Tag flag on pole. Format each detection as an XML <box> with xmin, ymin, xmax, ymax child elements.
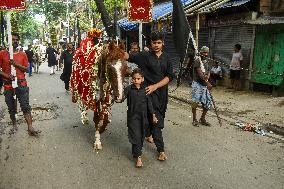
<box><xmin>171</xmin><ymin>0</ymin><xmax>196</xmax><ymax>62</ymax></box>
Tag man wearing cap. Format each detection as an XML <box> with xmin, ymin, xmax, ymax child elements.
<box><xmin>191</xmin><ymin>46</ymin><xmax>213</xmax><ymax>127</ymax></box>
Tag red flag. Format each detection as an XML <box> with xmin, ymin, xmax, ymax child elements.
<box><xmin>0</xmin><ymin>0</ymin><xmax>26</xmax><ymax>10</ymax></box>
<box><xmin>128</xmin><ymin>0</ymin><xmax>153</xmax><ymax>22</ymax></box>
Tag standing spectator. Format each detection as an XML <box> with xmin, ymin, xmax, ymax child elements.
<box><xmin>25</xmin><ymin>44</ymin><xmax>34</xmax><ymax>77</ymax></box>
<box><xmin>191</xmin><ymin>46</ymin><xmax>213</xmax><ymax>127</ymax></box>
<box><xmin>229</xmin><ymin>44</ymin><xmax>243</xmax><ymax>90</ymax></box>
<box><xmin>56</xmin><ymin>47</ymin><xmax>61</xmax><ymax>71</ymax></box>
<box><xmin>60</xmin><ymin>43</ymin><xmax>74</xmax><ymax>92</ymax></box>
<box><xmin>129</xmin><ymin>42</ymin><xmax>140</xmax><ymax>54</ymax></box>
<box><xmin>210</xmin><ymin>62</ymin><xmax>222</xmax><ymax>87</ymax></box>
<box><xmin>46</xmin><ymin>43</ymin><xmax>58</xmax><ymax>75</ymax></box>
<box><xmin>0</xmin><ymin>32</ymin><xmax>40</xmax><ymax>136</ymax></box>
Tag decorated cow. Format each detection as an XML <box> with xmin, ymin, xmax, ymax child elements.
<box><xmin>70</xmin><ymin>29</ymin><xmax>129</xmax><ymax>149</ymax></box>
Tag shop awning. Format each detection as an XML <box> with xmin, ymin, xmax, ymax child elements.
<box><xmin>118</xmin><ymin>0</ymin><xmax>193</xmax><ymax>31</ymax></box>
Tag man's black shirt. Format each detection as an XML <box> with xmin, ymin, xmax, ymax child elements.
<box><xmin>25</xmin><ymin>49</ymin><xmax>34</xmax><ymax>62</ymax></box>
<box><xmin>128</xmin><ymin>51</ymin><xmax>175</xmax><ymax>128</ymax></box>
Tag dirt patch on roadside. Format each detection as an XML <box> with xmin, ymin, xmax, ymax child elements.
<box><xmin>278</xmin><ymin>100</ymin><xmax>284</xmax><ymax>107</ymax></box>
<box><xmin>0</xmin><ymin>103</ymin><xmax>60</xmax><ymax>127</ymax></box>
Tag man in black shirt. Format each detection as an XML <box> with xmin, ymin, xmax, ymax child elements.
<box><xmin>60</xmin><ymin>42</ymin><xmax>74</xmax><ymax>92</ymax></box>
<box><xmin>25</xmin><ymin>44</ymin><xmax>34</xmax><ymax>76</ymax></box>
<box><xmin>46</xmin><ymin>43</ymin><xmax>58</xmax><ymax>75</ymax></box>
<box><xmin>125</xmin><ymin>32</ymin><xmax>175</xmax><ymax>161</ymax></box>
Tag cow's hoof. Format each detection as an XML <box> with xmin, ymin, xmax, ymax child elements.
<box><xmin>94</xmin><ymin>142</ymin><xmax>102</xmax><ymax>150</ymax></box>
<box><xmin>81</xmin><ymin>119</ymin><xmax>89</xmax><ymax>125</ymax></box>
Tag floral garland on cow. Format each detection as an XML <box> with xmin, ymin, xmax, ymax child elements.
<box><xmin>70</xmin><ymin>28</ymin><xmax>105</xmax><ymax>124</ymax></box>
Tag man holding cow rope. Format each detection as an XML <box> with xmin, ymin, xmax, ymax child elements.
<box><xmin>125</xmin><ymin>31</ymin><xmax>175</xmax><ymax>161</ymax></box>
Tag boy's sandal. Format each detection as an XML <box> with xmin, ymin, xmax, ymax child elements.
<box><xmin>199</xmin><ymin>119</ymin><xmax>211</xmax><ymax>126</ymax></box>
<box><xmin>158</xmin><ymin>152</ymin><xmax>167</xmax><ymax>161</ymax></box>
<box><xmin>192</xmin><ymin>120</ymin><xmax>199</xmax><ymax>127</ymax></box>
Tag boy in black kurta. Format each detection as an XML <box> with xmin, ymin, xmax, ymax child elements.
<box><xmin>125</xmin><ymin>32</ymin><xmax>174</xmax><ymax>161</ymax></box>
<box><xmin>124</xmin><ymin>69</ymin><xmax>158</xmax><ymax>168</ymax></box>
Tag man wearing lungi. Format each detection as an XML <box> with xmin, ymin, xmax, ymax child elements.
<box><xmin>191</xmin><ymin>46</ymin><xmax>213</xmax><ymax>127</ymax></box>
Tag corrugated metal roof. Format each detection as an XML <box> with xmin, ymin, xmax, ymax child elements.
<box><xmin>118</xmin><ymin>0</ymin><xmax>193</xmax><ymax>31</ymax></box>
<box><xmin>186</xmin><ymin>0</ymin><xmax>252</xmax><ymax>15</ymax></box>
<box><xmin>219</xmin><ymin>0</ymin><xmax>252</xmax><ymax>9</ymax></box>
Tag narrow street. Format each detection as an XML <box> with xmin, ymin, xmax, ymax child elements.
<box><xmin>0</xmin><ymin>65</ymin><xmax>283</xmax><ymax>189</ymax></box>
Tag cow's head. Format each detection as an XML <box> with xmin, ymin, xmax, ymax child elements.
<box><xmin>105</xmin><ymin>41</ymin><xmax>128</xmax><ymax>103</ymax></box>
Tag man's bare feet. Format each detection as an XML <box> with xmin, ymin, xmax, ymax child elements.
<box><xmin>146</xmin><ymin>135</ymin><xmax>154</xmax><ymax>143</ymax></box>
<box><xmin>28</xmin><ymin>127</ymin><xmax>41</xmax><ymax>137</ymax></box>
<box><xmin>9</xmin><ymin>126</ymin><xmax>18</xmax><ymax>135</ymax></box>
<box><xmin>136</xmin><ymin>156</ymin><xmax>143</xmax><ymax>168</ymax></box>
<box><xmin>158</xmin><ymin>152</ymin><xmax>167</xmax><ymax>161</ymax></box>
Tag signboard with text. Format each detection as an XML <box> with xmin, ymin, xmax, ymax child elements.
<box><xmin>0</xmin><ymin>0</ymin><xmax>26</xmax><ymax>10</ymax></box>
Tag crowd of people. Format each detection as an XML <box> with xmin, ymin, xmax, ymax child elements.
<box><xmin>0</xmin><ymin>31</ymin><xmax>244</xmax><ymax>168</ymax></box>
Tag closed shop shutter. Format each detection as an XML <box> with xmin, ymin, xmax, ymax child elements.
<box><xmin>212</xmin><ymin>25</ymin><xmax>254</xmax><ymax>78</ymax></box>
<box><xmin>192</xmin><ymin>27</ymin><xmax>210</xmax><ymax>49</ymax></box>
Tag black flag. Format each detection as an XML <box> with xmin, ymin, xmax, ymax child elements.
<box><xmin>172</xmin><ymin>0</ymin><xmax>197</xmax><ymax>61</ymax></box>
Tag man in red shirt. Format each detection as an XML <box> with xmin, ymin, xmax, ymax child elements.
<box><xmin>0</xmin><ymin>33</ymin><xmax>40</xmax><ymax>136</ymax></box>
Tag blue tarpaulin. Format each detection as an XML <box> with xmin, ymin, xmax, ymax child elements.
<box><xmin>118</xmin><ymin>0</ymin><xmax>193</xmax><ymax>31</ymax></box>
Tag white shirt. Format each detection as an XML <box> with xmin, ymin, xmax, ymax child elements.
<box><xmin>230</xmin><ymin>52</ymin><xmax>243</xmax><ymax>70</ymax></box>
<box><xmin>211</xmin><ymin>66</ymin><xmax>221</xmax><ymax>74</ymax></box>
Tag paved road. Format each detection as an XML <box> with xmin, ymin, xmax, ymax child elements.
<box><xmin>0</xmin><ymin>65</ymin><xmax>283</xmax><ymax>189</ymax></box>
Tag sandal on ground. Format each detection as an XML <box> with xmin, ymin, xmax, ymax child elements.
<box><xmin>199</xmin><ymin>119</ymin><xmax>211</xmax><ymax>126</ymax></box>
<box><xmin>192</xmin><ymin>120</ymin><xmax>199</xmax><ymax>127</ymax></box>
<box><xmin>136</xmin><ymin>156</ymin><xmax>143</xmax><ymax>168</ymax></box>
<box><xmin>158</xmin><ymin>152</ymin><xmax>167</xmax><ymax>161</ymax></box>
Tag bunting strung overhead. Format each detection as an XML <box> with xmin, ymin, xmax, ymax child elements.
<box><xmin>0</xmin><ymin>0</ymin><xmax>26</xmax><ymax>10</ymax></box>
<box><xmin>128</xmin><ymin>0</ymin><xmax>153</xmax><ymax>22</ymax></box>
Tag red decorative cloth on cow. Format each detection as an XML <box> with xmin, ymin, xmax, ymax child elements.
<box><xmin>0</xmin><ymin>0</ymin><xmax>25</xmax><ymax>10</ymax></box>
<box><xmin>128</xmin><ymin>0</ymin><xmax>153</xmax><ymax>22</ymax></box>
<box><xmin>70</xmin><ymin>29</ymin><xmax>103</xmax><ymax>111</ymax></box>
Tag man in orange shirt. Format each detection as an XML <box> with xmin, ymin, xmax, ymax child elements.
<box><xmin>0</xmin><ymin>33</ymin><xmax>40</xmax><ymax>136</ymax></box>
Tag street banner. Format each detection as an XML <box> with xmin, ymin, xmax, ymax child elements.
<box><xmin>128</xmin><ymin>0</ymin><xmax>153</xmax><ymax>22</ymax></box>
<box><xmin>0</xmin><ymin>0</ymin><xmax>26</xmax><ymax>88</ymax></box>
<box><xmin>0</xmin><ymin>0</ymin><xmax>26</xmax><ymax>10</ymax></box>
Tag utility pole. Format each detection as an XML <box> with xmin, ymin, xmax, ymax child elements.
<box><xmin>139</xmin><ymin>23</ymin><xmax>143</xmax><ymax>51</ymax></box>
<box><xmin>66</xmin><ymin>0</ymin><xmax>70</xmax><ymax>42</ymax></box>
